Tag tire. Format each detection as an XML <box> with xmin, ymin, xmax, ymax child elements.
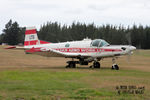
<box><xmin>112</xmin><ymin>66</ymin><xmax>115</xmax><ymax>70</ymax></box>
<box><xmin>66</xmin><ymin>65</ymin><xmax>69</xmax><ymax>68</ymax></box>
<box><xmin>94</xmin><ymin>62</ymin><xmax>100</xmax><ymax>68</ymax></box>
<box><xmin>69</xmin><ymin>62</ymin><xmax>76</xmax><ymax>68</ymax></box>
<box><xmin>114</xmin><ymin>65</ymin><xmax>119</xmax><ymax>70</ymax></box>
<box><xmin>112</xmin><ymin>64</ymin><xmax>119</xmax><ymax>70</ymax></box>
<box><xmin>72</xmin><ymin>63</ymin><xmax>76</xmax><ymax>68</ymax></box>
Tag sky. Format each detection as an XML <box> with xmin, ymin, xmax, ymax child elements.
<box><xmin>0</xmin><ymin>0</ymin><xmax>150</xmax><ymax>33</ymax></box>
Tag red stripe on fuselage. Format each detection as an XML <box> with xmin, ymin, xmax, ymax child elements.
<box><xmin>54</xmin><ymin>48</ymin><xmax>122</xmax><ymax>53</ymax></box>
<box><xmin>24</xmin><ymin>40</ymin><xmax>38</xmax><ymax>46</ymax></box>
<box><xmin>25</xmin><ymin>47</ymin><xmax>122</xmax><ymax>53</ymax></box>
<box><xmin>25</xmin><ymin>29</ymin><xmax>36</xmax><ymax>35</ymax></box>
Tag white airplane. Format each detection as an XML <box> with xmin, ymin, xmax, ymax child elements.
<box><xmin>7</xmin><ymin>27</ymin><xmax>136</xmax><ymax>70</ymax></box>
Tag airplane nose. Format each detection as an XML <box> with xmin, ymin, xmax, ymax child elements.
<box><xmin>129</xmin><ymin>46</ymin><xmax>136</xmax><ymax>51</ymax></box>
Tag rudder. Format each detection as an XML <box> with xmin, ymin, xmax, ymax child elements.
<box><xmin>24</xmin><ymin>27</ymin><xmax>39</xmax><ymax>47</ymax></box>
<box><xmin>24</xmin><ymin>27</ymin><xmax>50</xmax><ymax>47</ymax></box>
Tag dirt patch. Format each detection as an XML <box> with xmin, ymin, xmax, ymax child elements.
<box><xmin>0</xmin><ymin>46</ymin><xmax>150</xmax><ymax>72</ymax></box>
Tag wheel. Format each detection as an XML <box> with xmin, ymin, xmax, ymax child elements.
<box><xmin>68</xmin><ymin>62</ymin><xmax>76</xmax><ymax>68</ymax></box>
<box><xmin>93</xmin><ymin>62</ymin><xmax>100</xmax><ymax>68</ymax></box>
<box><xmin>111</xmin><ymin>65</ymin><xmax>114</xmax><ymax>69</ymax></box>
<box><xmin>89</xmin><ymin>65</ymin><xmax>93</xmax><ymax>68</ymax></box>
<box><xmin>112</xmin><ymin>64</ymin><xmax>119</xmax><ymax>70</ymax></box>
<box><xmin>66</xmin><ymin>61</ymin><xmax>76</xmax><ymax>68</ymax></box>
<box><xmin>66</xmin><ymin>65</ymin><xmax>69</xmax><ymax>68</ymax></box>
<box><xmin>114</xmin><ymin>65</ymin><xmax>119</xmax><ymax>70</ymax></box>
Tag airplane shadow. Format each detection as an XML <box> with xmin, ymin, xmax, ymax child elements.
<box><xmin>32</xmin><ymin>66</ymin><xmax>112</xmax><ymax>70</ymax></box>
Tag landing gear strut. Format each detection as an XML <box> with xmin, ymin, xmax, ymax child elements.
<box><xmin>111</xmin><ymin>58</ymin><xmax>119</xmax><ymax>70</ymax></box>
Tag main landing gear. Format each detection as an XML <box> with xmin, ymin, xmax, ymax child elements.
<box><xmin>66</xmin><ymin>58</ymin><xmax>101</xmax><ymax>69</ymax></box>
<box><xmin>93</xmin><ymin>61</ymin><xmax>100</xmax><ymax>68</ymax></box>
<box><xmin>66</xmin><ymin>58</ymin><xmax>119</xmax><ymax>70</ymax></box>
<box><xmin>66</xmin><ymin>61</ymin><xmax>76</xmax><ymax>68</ymax></box>
<box><xmin>66</xmin><ymin>61</ymin><xmax>101</xmax><ymax>69</ymax></box>
<box><xmin>111</xmin><ymin>58</ymin><xmax>119</xmax><ymax>70</ymax></box>
<box><xmin>90</xmin><ymin>61</ymin><xmax>100</xmax><ymax>68</ymax></box>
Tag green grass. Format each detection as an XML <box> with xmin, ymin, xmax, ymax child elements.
<box><xmin>0</xmin><ymin>46</ymin><xmax>150</xmax><ymax>100</ymax></box>
<box><xmin>135</xmin><ymin>50</ymin><xmax>150</xmax><ymax>57</ymax></box>
<box><xmin>0</xmin><ymin>70</ymin><xmax>85</xmax><ymax>99</ymax></box>
<box><xmin>0</xmin><ymin>69</ymin><xmax>150</xmax><ymax>100</ymax></box>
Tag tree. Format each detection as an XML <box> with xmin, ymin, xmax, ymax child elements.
<box><xmin>1</xmin><ymin>20</ymin><xmax>23</xmax><ymax>45</ymax></box>
<box><xmin>2</xmin><ymin>20</ymin><xmax>150</xmax><ymax>49</ymax></box>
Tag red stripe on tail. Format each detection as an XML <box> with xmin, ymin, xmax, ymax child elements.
<box><xmin>24</xmin><ymin>40</ymin><xmax>38</xmax><ymax>46</ymax></box>
<box><xmin>25</xmin><ymin>29</ymin><xmax>36</xmax><ymax>35</ymax></box>
<box><xmin>24</xmin><ymin>40</ymin><xmax>50</xmax><ymax>46</ymax></box>
<box><xmin>24</xmin><ymin>27</ymin><xmax>51</xmax><ymax>46</ymax></box>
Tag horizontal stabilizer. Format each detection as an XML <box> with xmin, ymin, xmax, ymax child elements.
<box><xmin>5</xmin><ymin>46</ymin><xmax>16</xmax><ymax>49</ymax></box>
<box><xmin>5</xmin><ymin>46</ymin><xmax>24</xmax><ymax>50</ymax></box>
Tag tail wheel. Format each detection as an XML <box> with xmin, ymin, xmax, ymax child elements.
<box><xmin>93</xmin><ymin>62</ymin><xmax>100</xmax><ymax>68</ymax></box>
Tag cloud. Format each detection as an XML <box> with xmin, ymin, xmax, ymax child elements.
<box><xmin>0</xmin><ymin>0</ymin><xmax>150</xmax><ymax>33</ymax></box>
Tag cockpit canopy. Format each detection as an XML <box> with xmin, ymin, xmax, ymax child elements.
<box><xmin>91</xmin><ymin>39</ymin><xmax>110</xmax><ymax>47</ymax></box>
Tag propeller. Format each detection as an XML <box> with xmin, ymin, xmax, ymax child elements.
<box><xmin>126</xmin><ymin>32</ymin><xmax>139</xmax><ymax>51</ymax></box>
<box><xmin>125</xmin><ymin>32</ymin><xmax>135</xmax><ymax>63</ymax></box>
<box><xmin>127</xmin><ymin>49</ymin><xmax>133</xmax><ymax>62</ymax></box>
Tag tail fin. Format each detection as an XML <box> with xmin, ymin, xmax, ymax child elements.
<box><xmin>24</xmin><ymin>27</ymin><xmax>50</xmax><ymax>47</ymax></box>
<box><xmin>24</xmin><ymin>27</ymin><xmax>39</xmax><ymax>47</ymax></box>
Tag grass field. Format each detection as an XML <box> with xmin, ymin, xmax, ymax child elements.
<box><xmin>0</xmin><ymin>46</ymin><xmax>150</xmax><ymax>100</ymax></box>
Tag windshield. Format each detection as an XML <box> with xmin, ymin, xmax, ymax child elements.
<box><xmin>91</xmin><ymin>39</ymin><xmax>109</xmax><ymax>47</ymax></box>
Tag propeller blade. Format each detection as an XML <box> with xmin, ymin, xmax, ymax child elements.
<box><xmin>126</xmin><ymin>51</ymin><xmax>131</xmax><ymax>63</ymax></box>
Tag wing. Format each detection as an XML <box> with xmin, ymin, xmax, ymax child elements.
<box><xmin>5</xmin><ymin>46</ymin><xmax>25</xmax><ymax>50</ymax></box>
<box><xmin>25</xmin><ymin>47</ymin><xmax>89</xmax><ymax>58</ymax></box>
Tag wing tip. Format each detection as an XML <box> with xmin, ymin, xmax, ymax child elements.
<box><xmin>5</xmin><ymin>46</ymin><xmax>16</xmax><ymax>49</ymax></box>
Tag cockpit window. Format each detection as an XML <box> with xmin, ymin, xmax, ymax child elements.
<box><xmin>92</xmin><ymin>40</ymin><xmax>101</xmax><ymax>47</ymax></box>
<box><xmin>91</xmin><ymin>39</ymin><xmax>109</xmax><ymax>47</ymax></box>
<box><xmin>65</xmin><ymin>43</ymin><xmax>70</xmax><ymax>47</ymax></box>
<box><xmin>100</xmin><ymin>40</ymin><xmax>110</xmax><ymax>47</ymax></box>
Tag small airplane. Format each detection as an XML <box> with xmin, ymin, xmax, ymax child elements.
<box><xmin>6</xmin><ymin>27</ymin><xmax>136</xmax><ymax>70</ymax></box>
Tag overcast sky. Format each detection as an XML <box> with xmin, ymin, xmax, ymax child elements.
<box><xmin>0</xmin><ymin>0</ymin><xmax>150</xmax><ymax>33</ymax></box>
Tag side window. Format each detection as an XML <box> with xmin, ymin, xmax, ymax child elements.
<box><xmin>92</xmin><ymin>40</ymin><xmax>100</xmax><ymax>47</ymax></box>
<box><xmin>99</xmin><ymin>41</ymin><xmax>103</xmax><ymax>47</ymax></box>
<box><xmin>65</xmin><ymin>43</ymin><xmax>70</xmax><ymax>47</ymax></box>
<box><xmin>100</xmin><ymin>40</ymin><xmax>110</xmax><ymax>47</ymax></box>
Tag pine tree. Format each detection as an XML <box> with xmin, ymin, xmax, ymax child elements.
<box><xmin>1</xmin><ymin>20</ymin><xmax>23</xmax><ymax>45</ymax></box>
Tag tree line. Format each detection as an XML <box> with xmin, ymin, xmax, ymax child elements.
<box><xmin>0</xmin><ymin>20</ymin><xmax>25</xmax><ymax>45</ymax></box>
<box><xmin>0</xmin><ymin>20</ymin><xmax>150</xmax><ymax>49</ymax></box>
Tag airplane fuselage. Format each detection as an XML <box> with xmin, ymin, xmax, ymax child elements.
<box><xmin>12</xmin><ymin>27</ymin><xmax>136</xmax><ymax>69</ymax></box>
<box><xmin>25</xmin><ymin>39</ymin><xmax>135</xmax><ymax>58</ymax></box>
